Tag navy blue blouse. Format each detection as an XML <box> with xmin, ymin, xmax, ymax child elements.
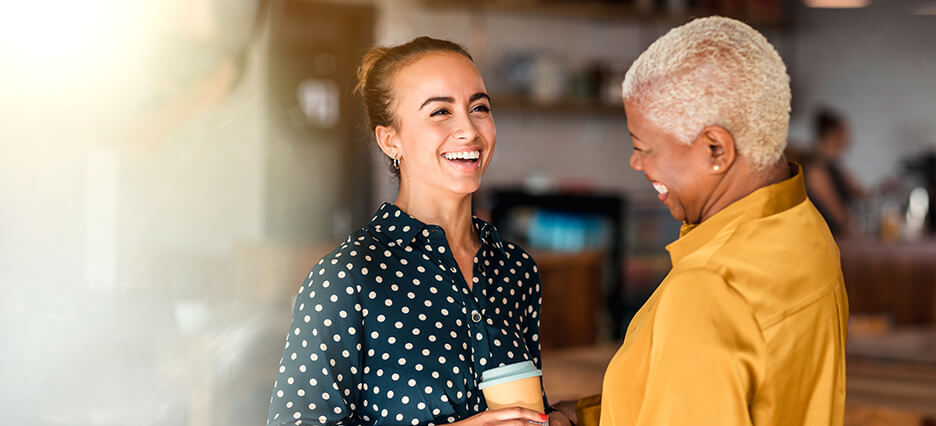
<box><xmin>268</xmin><ymin>203</ymin><xmax>549</xmax><ymax>425</ymax></box>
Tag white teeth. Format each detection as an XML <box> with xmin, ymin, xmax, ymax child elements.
<box><xmin>443</xmin><ymin>151</ymin><xmax>480</xmax><ymax>160</ymax></box>
<box><xmin>652</xmin><ymin>182</ymin><xmax>669</xmax><ymax>194</ymax></box>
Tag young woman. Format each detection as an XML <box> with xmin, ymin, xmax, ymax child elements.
<box><xmin>267</xmin><ymin>37</ymin><xmax>570</xmax><ymax>426</ymax></box>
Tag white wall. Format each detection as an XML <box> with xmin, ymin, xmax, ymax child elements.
<box><xmin>785</xmin><ymin>0</ymin><xmax>936</xmax><ymax>187</ymax></box>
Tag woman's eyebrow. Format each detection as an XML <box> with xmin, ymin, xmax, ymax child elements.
<box><xmin>419</xmin><ymin>96</ymin><xmax>454</xmax><ymax>110</ymax></box>
<box><xmin>419</xmin><ymin>93</ymin><xmax>491</xmax><ymax>110</ymax></box>
<box><xmin>470</xmin><ymin>92</ymin><xmax>490</xmax><ymax>103</ymax></box>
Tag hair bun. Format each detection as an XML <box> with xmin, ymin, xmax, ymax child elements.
<box><xmin>355</xmin><ymin>47</ymin><xmax>389</xmax><ymax>97</ymax></box>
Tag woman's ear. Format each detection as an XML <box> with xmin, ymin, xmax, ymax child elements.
<box><xmin>700</xmin><ymin>125</ymin><xmax>735</xmax><ymax>174</ymax></box>
<box><xmin>375</xmin><ymin>125</ymin><xmax>399</xmax><ymax>159</ymax></box>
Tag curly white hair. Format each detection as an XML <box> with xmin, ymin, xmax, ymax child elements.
<box><xmin>622</xmin><ymin>16</ymin><xmax>791</xmax><ymax>171</ymax></box>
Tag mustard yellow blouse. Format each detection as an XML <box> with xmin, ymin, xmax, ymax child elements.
<box><xmin>599</xmin><ymin>164</ymin><xmax>848</xmax><ymax>426</ymax></box>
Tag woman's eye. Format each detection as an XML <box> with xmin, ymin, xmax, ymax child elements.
<box><xmin>471</xmin><ymin>104</ymin><xmax>491</xmax><ymax>113</ymax></box>
<box><xmin>430</xmin><ymin>108</ymin><xmax>450</xmax><ymax>117</ymax></box>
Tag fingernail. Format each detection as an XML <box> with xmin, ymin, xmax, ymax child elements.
<box><xmin>541</xmin><ymin>414</ymin><xmax>549</xmax><ymax>421</ymax></box>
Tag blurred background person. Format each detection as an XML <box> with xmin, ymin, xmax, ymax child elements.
<box><xmin>804</xmin><ymin>107</ymin><xmax>867</xmax><ymax>236</ymax></box>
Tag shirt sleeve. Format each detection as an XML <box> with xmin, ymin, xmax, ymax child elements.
<box><xmin>635</xmin><ymin>268</ymin><xmax>765</xmax><ymax>426</ymax></box>
<box><xmin>268</xmin><ymin>253</ymin><xmax>364</xmax><ymax>426</ymax></box>
<box><xmin>523</xmin><ymin>257</ymin><xmax>553</xmax><ymax>413</ymax></box>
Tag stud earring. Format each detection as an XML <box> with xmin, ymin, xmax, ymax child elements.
<box><xmin>713</xmin><ymin>165</ymin><xmax>721</xmax><ymax>172</ymax></box>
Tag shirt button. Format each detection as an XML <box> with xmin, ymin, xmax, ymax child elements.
<box><xmin>471</xmin><ymin>310</ymin><xmax>482</xmax><ymax>323</ymax></box>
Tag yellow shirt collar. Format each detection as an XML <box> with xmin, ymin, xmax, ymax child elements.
<box><xmin>666</xmin><ymin>162</ymin><xmax>807</xmax><ymax>265</ymax></box>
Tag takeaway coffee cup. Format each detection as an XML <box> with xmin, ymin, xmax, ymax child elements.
<box><xmin>478</xmin><ymin>360</ymin><xmax>545</xmax><ymax>413</ymax></box>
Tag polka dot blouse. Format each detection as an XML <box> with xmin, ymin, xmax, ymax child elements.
<box><xmin>268</xmin><ymin>203</ymin><xmax>550</xmax><ymax>426</ymax></box>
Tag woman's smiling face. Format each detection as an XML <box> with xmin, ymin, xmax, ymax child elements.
<box><xmin>382</xmin><ymin>52</ymin><xmax>496</xmax><ymax>197</ymax></box>
<box><xmin>626</xmin><ymin>101</ymin><xmax>718</xmax><ymax>224</ymax></box>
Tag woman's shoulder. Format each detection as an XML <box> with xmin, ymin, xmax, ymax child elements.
<box><xmin>499</xmin><ymin>240</ymin><xmax>540</xmax><ymax>276</ymax></box>
<box><xmin>304</xmin><ymin>228</ymin><xmax>383</xmax><ymax>283</ymax></box>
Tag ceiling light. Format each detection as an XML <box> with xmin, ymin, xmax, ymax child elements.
<box><xmin>804</xmin><ymin>0</ymin><xmax>871</xmax><ymax>8</ymax></box>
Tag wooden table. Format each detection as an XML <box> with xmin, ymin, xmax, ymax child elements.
<box><xmin>846</xmin><ymin>327</ymin><xmax>936</xmax><ymax>421</ymax></box>
<box><xmin>838</xmin><ymin>238</ymin><xmax>936</xmax><ymax>325</ymax></box>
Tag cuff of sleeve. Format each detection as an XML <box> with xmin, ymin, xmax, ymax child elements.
<box><xmin>576</xmin><ymin>394</ymin><xmax>602</xmax><ymax>426</ymax></box>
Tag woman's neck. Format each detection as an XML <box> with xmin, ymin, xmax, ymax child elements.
<box><xmin>698</xmin><ymin>157</ymin><xmax>793</xmax><ymax>224</ymax></box>
<box><xmin>394</xmin><ymin>183</ymin><xmax>479</xmax><ymax>252</ymax></box>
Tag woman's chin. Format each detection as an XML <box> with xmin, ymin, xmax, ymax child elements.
<box><xmin>441</xmin><ymin>179</ymin><xmax>482</xmax><ymax>196</ymax></box>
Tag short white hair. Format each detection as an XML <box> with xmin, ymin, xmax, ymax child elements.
<box><xmin>622</xmin><ymin>16</ymin><xmax>791</xmax><ymax>171</ymax></box>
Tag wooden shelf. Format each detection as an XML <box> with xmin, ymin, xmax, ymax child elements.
<box><xmin>425</xmin><ymin>0</ymin><xmax>652</xmax><ymax>22</ymax></box>
<box><xmin>492</xmin><ymin>95</ymin><xmax>627</xmax><ymax>116</ymax></box>
<box><xmin>421</xmin><ymin>0</ymin><xmax>786</xmax><ymax>27</ymax></box>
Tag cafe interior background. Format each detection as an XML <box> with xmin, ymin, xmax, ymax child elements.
<box><xmin>1</xmin><ymin>0</ymin><xmax>934</xmax><ymax>424</ymax></box>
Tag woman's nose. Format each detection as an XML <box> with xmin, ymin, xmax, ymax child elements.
<box><xmin>454</xmin><ymin>115</ymin><xmax>479</xmax><ymax>141</ymax></box>
<box><xmin>629</xmin><ymin>151</ymin><xmax>642</xmax><ymax>170</ymax></box>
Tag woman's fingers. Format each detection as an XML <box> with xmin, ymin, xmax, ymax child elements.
<box><xmin>485</xmin><ymin>407</ymin><xmax>548</xmax><ymax>423</ymax></box>
<box><xmin>497</xmin><ymin>420</ymin><xmax>544</xmax><ymax>426</ymax></box>
<box><xmin>552</xmin><ymin>400</ymin><xmax>578</xmax><ymax>424</ymax></box>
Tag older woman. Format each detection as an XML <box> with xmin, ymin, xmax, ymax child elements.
<box><xmin>267</xmin><ymin>37</ymin><xmax>569</xmax><ymax>426</ymax></box>
<box><xmin>566</xmin><ymin>17</ymin><xmax>849</xmax><ymax>426</ymax></box>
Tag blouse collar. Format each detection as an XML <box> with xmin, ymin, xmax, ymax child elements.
<box><xmin>666</xmin><ymin>162</ymin><xmax>807</xmax><ymax>266</ymax></box>
<box><xmin>367</xmin><ymin>202</ymin><xmax>507</xmax><ymax>257</ymax></box>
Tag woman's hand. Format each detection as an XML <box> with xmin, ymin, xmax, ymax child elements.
<box><xmin>551</xmin><ymin>400</ymin><xmax>578</xmax><ymax>425</ymax></box>
<box><xmin>547</xmin><ymin>410</ymin><xmax>572</xmax><ymax>426</ymax></box>
<box><xmin>447</xmin><ymin>407</ymin><xmax>550</xmax><ymax>426</ymax></box>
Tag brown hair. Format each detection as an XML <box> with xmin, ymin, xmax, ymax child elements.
<box><xmin>355</xmin><ymin>36</ymin><xmax>474</xmax><ymax>176</ymax></box>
